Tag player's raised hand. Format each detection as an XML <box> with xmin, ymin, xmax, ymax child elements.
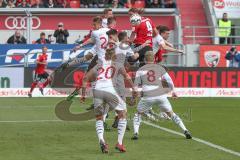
<box><xmin>178</xmin><ymin>49</ymin><xmax>185</xmax><ymax>55</ymax></box>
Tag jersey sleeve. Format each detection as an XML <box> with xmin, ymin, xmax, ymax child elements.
<box><xmin>162</xmin><ymin>72</ymin><xmax>175</xmax><ymax>91</ymax></box>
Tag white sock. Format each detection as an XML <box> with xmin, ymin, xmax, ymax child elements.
<box><xmin>171</xmin><ymin>113</ymin><xmax>187</xmax><ymax>132</ymax></box>
<box><xmin>133</xmin><ymin>113</ymin><xmax>142</xmax><ymax>134</ymax></box>
<box><xmin>96</xmin><ymin>120</ymin><xmax>105</xmax><ymax>143</ymax></box>
<box><xmin>103</xmin><ymin>114</ymin><xmax>108</xmax><ymax>122</ymax></box>
<box><xmin>117</xmin><ymin>118</ymin><xmax>127</xmax><ymax>145</ymax></box>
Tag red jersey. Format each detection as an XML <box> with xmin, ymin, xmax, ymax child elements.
<box><xmin>132</xmin><ymin>17</ymin><xmax>155</xmax><ymax>47</ymax></box>
<box><xmin>154</xmin><ymin>48</ymin><xmax>167</xmax><ymax>63</ymax></box>
<box><xmin>35</xmin><ymin>54</ymin><xmax>47</xmax><ymax>74</ymax></box>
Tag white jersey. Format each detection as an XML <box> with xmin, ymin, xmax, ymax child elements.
<box><xmin>153</xmin><ymin>34</ymin><xmax>165</xmax><ymax>54</ymax></box>
<box><xmin>102</xmin><ymin>18</ymin><xmax>108</xmax><ymax>28</ymax></box>
<box><xmin>115</xmin><ymin>43</ymin><xmax>134</xmax><ymax>96</ymax></box>
<box><xmin>93</xmin><ymin>60</ymin><xmax>124</xmax><ymax>91</ymax></box>
<box><xmin>134</xmin><ymin>63</ymin><xmax>173</xmax><ymax>98</ymax></box>
<box><xmin>91</xmin><ymin>27</ymin><xmax>110</xmax><ymax>61</ymax></box>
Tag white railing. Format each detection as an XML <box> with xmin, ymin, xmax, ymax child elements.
<box><xmin>183</xmin><ymin>26</ymin><xmax>240</xmax><ymax>44</ymax></box>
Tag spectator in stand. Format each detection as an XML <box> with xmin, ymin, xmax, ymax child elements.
<box><xmin>80</xmin><ymin>0</ymin><xmax>97</xmax><ymax>8</ymax></box>
<box><xmin>107</xmin><ymin>0</ymin><xmax>124</xmax><ymax>8</ymax></box>
<box><xmin>53</xmin><ymin>22</ymin><xmax>69</xmax><ymax>44</ymax></box>
<box><xmin>7</xmin><ymin>30</ymin><xmax>27</xmax><ymax>44</ymax></box>
<box><xmin>225</xmin><ymin>46</ymin><xmax>240</xmax><ymax>68</ymax></box>
<box><xmin>5</xmin><ymin>0</ymin><xmax>15</xmax><ymax>8</ymax></box>
<box><xmin>60</xmin><ymin>0</ymin><xmax>70</xmax><ymax>8</ymax></box>
<box><xmin>218</xmin><ymin>13</ymin><xmax>232</xmax><ymax>44</ymax></box>
<box><xmin>31</xmin><ymin>0</ymin><xmax>44</xmax><ymax>8</ymax></box>
<box><xmin>164</xmin><ymin>0</ymin><xmax>176</xmax><ymax>8</ymax></box>
<box><xmin>149</xmin><ymin>0</ymin><xmax>162</xmax><ymax>8</ymax></box>
<box><xmin>17</xmin><ymin>0</ymin><xmax>30</xmax><ymax>7</ymax></box>
<box><xmin>35</xmin><ymin>32</ymin><xmax>50</xmax><ymax>44</ymax></box>
<box><xmin>0</xmin><ymin>0</ymin><xmax>7</xmax><ymax>7</ymax></box>
<box><xmin>44</xmin><ymin>0</ymin><xmax>56</xmax><ymax>8</ymax></box>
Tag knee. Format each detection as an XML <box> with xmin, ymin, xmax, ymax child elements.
<box><xmin>96</xmin><ymin>115</ymin><xmax>103</xmax><ymax>120</ymax></box>
<box><xmin>116</xmin><ymin>110</ymin><xmax>127</xmax><ymax>119</ymax></box>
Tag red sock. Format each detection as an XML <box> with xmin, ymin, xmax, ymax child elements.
<box><xmin>30</xmin><ymin>82</ymin><xmax>37</xmax><ymax>93</ymax></box>
<box><xmin>42</xmin><ymin>79</ymin><xmax>51</xmax><ymax>88</ymax></box>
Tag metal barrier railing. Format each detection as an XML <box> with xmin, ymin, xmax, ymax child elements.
<box><xmin>183</xmin><ymin>26</ymin><xmax>240</xmax><ymax>44</ymax></box>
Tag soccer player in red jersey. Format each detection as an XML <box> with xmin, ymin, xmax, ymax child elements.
<box><xmin>154</xmin><ymin>26</ymin><xmax>183</xmax><ymax>63</ymax></box>
<box><xmin>129</xmin><ymin>13</ymin><xmax>158</xmax><ymax>67</ymax></box>
<box><xmin>28</xmin><ymin>46</ymin><xmax>51</xmax><ymax>98</ymax></box>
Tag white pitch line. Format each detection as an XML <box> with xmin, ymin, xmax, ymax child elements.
<box><xmin>0</xmin><ymin>120</ymin><xmax>62</xmax><ymax>123</ymax></box>
<box><xmin>0</xmin><ymin>119</ymin><xmax>98</xmax><ymax>123</ymax></box>
<box><xmin>143</xmin><ymin>121</ymin><xmax>240</xmax><ymax>157</ymax></box>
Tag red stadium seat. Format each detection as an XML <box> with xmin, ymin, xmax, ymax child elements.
<box><xmin>70</xmin><ymin>0</ymin><xmax>80</xmax><ymax>8</ymax></box>
<box><xmin>133</xmin><ymin>0</ymin><xmax>145</xmax><ymax>8</ymax></box>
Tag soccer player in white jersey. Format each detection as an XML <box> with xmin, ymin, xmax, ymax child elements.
<box><xmin>81</xmin><ymin>48</ymin><xmax>137</xmax><ymax>153</ymax></box>
<box><xmin>66</xmin><ymin>16</ymin><xmax>110</xmax><ymax>66</ymax></box>
<box><xmin>132</xmin><ymin>51</ymin><xmax>192</xmax><ymax>140</ymax></box>
<box><xmin>152</xmin><ymin>31</ymin><xmax>183</xmax><ymax>55</ymax></box>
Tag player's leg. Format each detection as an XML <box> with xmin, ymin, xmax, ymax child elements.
<box><xmin>108</xmin><ymin>93</ymin><xmax>127</xmax><ymax>152</ymax></box>
<box><xmin>94</xmin><ymin>98</ymin><xmax>109</xmax><ymax>153</ymax></box>
<box><xmin>115</xmin><ymin>109</ymin><xmax>127</xmax><ymax>152</ymax></box>
<box><xmin>159</xmin><ymin>96</ymin><xmax>192</xmax><ymax>139</ymax></box>
<box><xmin>39</xmin><ymin>72</ymin><xmax>51</xmax><ymax>95</ymax></box>
<box><xmin>112</xmin><ymin>95</ymin><xmax>130</xmax><ymax>131</ymax></box>
<box><xmin>28</xmin><ymin>73</ymin><xmax>39</xmax><ymax>97</ymax></box>
<box><xmin>132</xmin><ymin>98</ymin><xmax>153</xmax><ymax>140</ymax></box>
<box><xmin>86</xmin><ymin>55</ymin><xmax>98</xmax><ymax>110</ymax></box>
<box><xmin>102</xmin><ymin>104</ymin><xmax>111</xmax><ymax>131</ymax></box>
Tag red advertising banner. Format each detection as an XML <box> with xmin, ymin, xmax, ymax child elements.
<box><xmin>200</xmin><ymin>45</ymin><xmax>240</xmax><ymax>67</ymax></box>
<box><xmin>24</xmin><ymin>67</ymin><xmax>240</xmax><ymax>88</ymax></box>
<box><xmin>0</xmin><ymin>15</ymin><xmax>174</xmax><ymax>30</ymax></box>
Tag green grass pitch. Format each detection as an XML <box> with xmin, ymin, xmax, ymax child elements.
<box><xmin>0</xmin><ymin>97</ymin><xmax>239</xmax><ymax>160</ymax></box>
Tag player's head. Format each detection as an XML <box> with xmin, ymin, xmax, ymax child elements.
<box><xmin>103</xmin><ymin>8</ymin><xmax>113</xmax><ymax>18</ymax></box>
<box><xmin>42</xmin><ymin>46</ymin><xmax>48</xmax><ymax>54</ymax></box>
<box><xmin>118</xmin><ymin>31</ymin><xmax>128</xmax><ymax>43</ymax></box>
<box><xmin>128</xmin><ymin>8</ymin><xmax>144</xmax><ymax>16</ymax></box>
<box><xmin>107</xmin><ymin>16</ymin><xmax>117</xmax><ymax>29</ymax></box>
<box><xmin>92</xmin><ymin>16</ymin><xmax>102</xmax><ymax>30</ymax></box>
<box><xmin>145</xmin><ymin>51</ymin><xmax>155</xmax><ymax>63</ymax></box>
<box><xmin>105</xmin><ymin>48</ymin><xmax>116</xmax><ymax>61</ymax></box>
<box><xmin>130</xmin><ymin>14</ymin><xmax>141</xmax><ymax>26</ymax></box>
<box><xmin>157</xmin><ymin>25</ymin><xmax>170</xmax><ymax>40</ymax></box>
<box><xmin>107</xmin><ymin>29</ymin><xmax>118</xmax><ymax>42</ymax></box>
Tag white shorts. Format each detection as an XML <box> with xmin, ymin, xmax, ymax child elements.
<box><xmin>93</xmin><ymin>88</ymin><xmax>127</xmax><ymax>115</ymax></box>
<box><xmin>137</xmin><ymin>95</ymin><xmax>172</xmax><ymax>113</ymax></box>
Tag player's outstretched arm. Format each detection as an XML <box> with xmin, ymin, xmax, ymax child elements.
<box><xmin>162</xmin><ymin>72</ymin><xmax>178</xmax><ymax>99</ymax></box>
<box><xmin>73</xmin><ymin>38</ymin><xmax>94</xmax><ymax>52</ymax></box>
<box><xmin>161</xmin><ymin>41</ymin><xmax>184</xmax><ymax>54</ymax></box>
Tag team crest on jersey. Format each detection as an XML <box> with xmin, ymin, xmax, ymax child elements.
<box><xmin>204</xmin><ymin>51</ymin><xmax>220</xmax><ymax>67</ymax></box>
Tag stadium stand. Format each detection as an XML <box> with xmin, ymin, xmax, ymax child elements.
<box><xmin>177</xmin><ymin>0</ymin><xmax>212</xmax><ymax>44</ymax></box>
